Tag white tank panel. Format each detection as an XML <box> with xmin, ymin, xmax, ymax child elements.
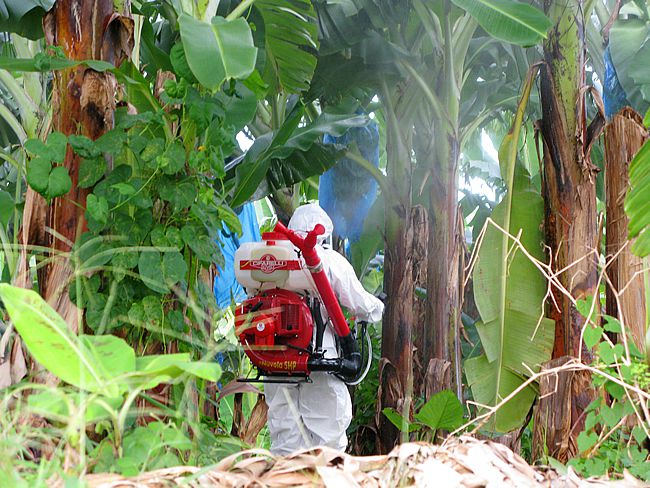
<box><xmin>234</xmin><ymin>238</ymin><xmax>317</xmax><ymax>294</ymax></box>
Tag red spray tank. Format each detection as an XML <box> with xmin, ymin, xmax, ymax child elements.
<box><xmin>234</xmin><ymin>222</ymin><xmax>361</xmax><ymax>381</ymax></box>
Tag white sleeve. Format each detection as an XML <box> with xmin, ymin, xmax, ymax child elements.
<box><xmin>320</xmin><ymin>248</ymin><xmax>384</xmax><ymax>323</ymax></box>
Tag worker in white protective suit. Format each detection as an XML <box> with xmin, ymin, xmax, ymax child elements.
<box><xmin>264</xmin><ymin>203</ymin><xmax>384</xmax><ymax>455</ymax></box>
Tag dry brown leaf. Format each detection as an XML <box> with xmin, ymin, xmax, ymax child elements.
<box><xmin>82</xmin><ymin>437</ymin><xmax>645</xmax><ymax>488</ymax></box>
<box><xmin>0</xmin><ymin>359</ymin><xmax>11</xmax><ymax>389</ymax></box>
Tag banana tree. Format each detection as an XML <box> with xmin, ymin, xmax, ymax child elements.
<box><xmin>533</xmin><ymin>0</ymin><xmax>603</xmax><ymax>461</ymax></box>
<box><xmin>312</xmin><ymin>0</ymin><xmax>552</xmax><ymax>451</ymax></box>
<box><xmin>15</xmin><ymin>1</ymin><xmax>133</xmax><ymax>347</ymax></box>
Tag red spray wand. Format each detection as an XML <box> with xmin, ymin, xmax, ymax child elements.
<box><xmin>273</xmin><ymin>221</ymin><xmax>352</xmax><ymax>339</ymax></box>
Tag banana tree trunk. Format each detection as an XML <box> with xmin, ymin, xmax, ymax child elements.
<box><xmin>604</xmin><ymin>108</ymin><xmax>648</xmax><ymax>351</ymax></box>
<box><xmin>18</xmin><ymin>1</ymin><xmax>132</xmax><ymax>336</ymax></box>
<box><xmin>377</xmin><ymin>85</ymin><xmax>416</xmax><ymax>453</ymax></box>
<box><xmin>537</xmin><ymin>0</ymin><xmax>597</xmax><ymax>458</ymax></box>
<box><xmin>541</xmin><ymin>0</ymin><xmax>598</xmax><ymax>360</ymax></box>
<box><xmin>426</xmin><ymin>131</ymin><xmax>463</xmax><ymax>399</ymax></box>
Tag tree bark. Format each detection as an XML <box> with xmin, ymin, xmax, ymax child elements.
<box><xmin>18</xmin><ymin>1</ymin><xmax>132</xmax><ymax>336</ymax></box>
<box><xmin>604</xmin><ymin>108</ymin><xmax>648</xmax><ymax>351</ymax></box>
<box><xmin>411</xmin><ymin>205</ymin><xmax>429</xmax><ymax>398</ymax></box>
<box><xmin>537</xmin><ymin>0</ymin><xmax>598</xmax><ymax>458</ymax></box>
<box><xmin>540</xmin><ymin>0</ymin><xmax>599</xmax><ymax>361</ymax></box>
<box><xmin>377</xmin><ymin>84</ymin><xmax>415</xmax><ymax>453</ymax></box>
<box><xmin>533</xmin><ymin>356</ymin><xmax>592</xmax><ymax>462</ymax></box>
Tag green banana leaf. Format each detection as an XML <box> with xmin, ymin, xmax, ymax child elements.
<box><xmin>178</xmin><ymin>14</ymin><xmax>257</xmax><ymax>91</ymax></box>
<box><xmin>229</xmin><ymin>107</ymin><xmax>368</xmax><ymax>207</ymax></box>
<box><xmin>452</xmin><ymin>0</ymin><xmax>551</xmax><ymax>47</ymax></box>
<box><xmin>255</xmin><ymin>0</ymin><xmax>319</xmax><ymax>94</ymax></box>
<box><xmin>0</xmin><ymin>0</ymin><xmax>53</xmax><ymax>39</ymax></box>
<box><xmin>466</xmin><ymin>163</ymin><xmax>554</xmax><ymax>433</ymax></box>
<box><xmin>464</xmin><ymin>68</ymin><xmax>553</xmax><ymax>433</ymax></box>
<box><xmin>609</xmin><ymin>6</ymin><xmax>650</xmax><ymax>112</ymax></box>
<box><xmin>625</xmin><ymin>138</ymin><xmax>650</xmax><ymax>257</ymax></box>
<box><xmin>0</xmin><ymin>284</ymin><xmax>221</xmax><ymax>396</ymax></box>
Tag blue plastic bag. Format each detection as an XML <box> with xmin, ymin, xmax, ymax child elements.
<box><xmin>320</xmin><ymin>119</ymin><xmax>379</xmax><ymax>243</ymax></box>
<box><xmin>213</xmin><ymin>202</ymin><xmax>260</xmax><ymax>309</ymax></box>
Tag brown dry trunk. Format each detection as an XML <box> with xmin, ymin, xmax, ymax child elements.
<box><xmin>536</xmin><ymin>0</ymin><xmax>598</xmax><ymax>460</ymax></box>
<box><xmin>426</xmin><ymin>176</ymin><xmax>463</xmax><ymax>399</ymax></box>
<box><xmin>377</xmin><ymin>212</ymin><xmax>414</xmax><ymax>453</ymax></box>
<box><xmin>426</xmin><ymin>159</ymin><xmax>461</xmax><ymax>353</ymax></box>
<box><xmin>532</xmin><ymin>356</ymin><xmax>593</xmax><ymax>462</ymax></box>
<box><xmin>18</xmin><ymin>1</ymin><xmax>132</xmax><ymax>331</ymax></box>
<box><xmin>604</xmin><ymin>108</ymin><xmax>648</xmax><ymax>351</ymax></box>
<box><xmin>411</xmin><ymin>205</ymin><xmax>429</xmax><ymax>398</ymax></box>
<box><xmin>377</xmin><ymin>102</ymin><xmax>414</xmax><ymax>453</ymax></box>
<box><xmin>16</xmin><ymin>1</ymin><xmax>132</xmax><ymax>386</ymax></box>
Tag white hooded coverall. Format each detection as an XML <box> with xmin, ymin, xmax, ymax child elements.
<box><xmin>264</xmin><ymin>203</ymin><xmax>384</xmax><ymax>455</ymax></box>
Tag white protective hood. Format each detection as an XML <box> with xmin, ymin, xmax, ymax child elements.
<box><xmin>288</xmin><ymin>203</ymin><xmax>333</xmax><ymax>243</ymax></box>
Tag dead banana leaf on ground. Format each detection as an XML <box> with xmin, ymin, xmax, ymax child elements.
<box><xmin>80</xmin><ymin>436</ymin><xmax>645</xmax><ymax>488</ymax></box>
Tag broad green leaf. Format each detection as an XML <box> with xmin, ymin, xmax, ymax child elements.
<box><xmin>175</xmin><ymin>361</ymin><xmax>222</xmax><ymax>381</ymax></box>
<box><xmin>86</xmin><ymin>194</ymin><xmax>109</xmax><ymax>225</ymax></box>
<box><xmin>0</xmin><ymin>284</ymin><xmax>121</xmax><ymax>396</ymax></box>
<box><xmin>218</xmin><ymin>83</ymin><xmax>258</xmax><ymax>130</ymax></box>
<box><xmin>68</xmin><ymin>134</ymin><xmax>100</xmax><ymax>159</ymax></box>
<box><xmin>46</xmin><ymin>131</ymin><xmax>68</xmax><ymax>163</ymax></box>
<box><xmin>47</xmin><ymin>166</ymin><xmax>72</xmax><ymax>198</ymax></box>
<box><xmin>413</xmin><ymin>390</ymin><xmax>464</xmax><ymax>431</ymax></box>
<box><xmin>178</xmin><ymin>14</ymin><xmax>257</xmax><ymax>91</ymax></box>
<box><xmin>138</xmin><ymin>250</ymin><xmax>168</xmax><ymax>294</ymax></box>
<box><xmin>160</xmin><ymin>142</ymin><xmax>186</xmax><ymax>175</ymax></box>
<box><xmin>467</xmin><ymin>167</ymin><xmax>554</xmax><ymax>432</ymax></box>
<box><xmin>0</xmin><ymin>189</ymin><xmax>14</xmax><ymax>226</ymax></box>
<box><xmin>113</xmin><ymin>61</ymin><xmax>163</xmax><ymax>115</ymax></box>
<box><xmin>452</xmin><ymin>0</ymin><xmax>552</xmax><ymax>46</ymax></box>
<box><xmin>583</xmin><ymin>325</ymin><xmax>603</xmax><ymax>349</ymax></box>
<box><xmin>26</xmin><ymin>157</ymin><xmax>50</xmax><ymax>193</ymax></box>
<box><xmin>0</xmin><ymin>54</ymin><xmax>113</xmax><ymax>72</ymax></box>
<box><xmin>170</xmin><ymin>42</ymin><xmax>198</xmax><ymax>83</ymax></box>
<box><xmin>134</xmin><ymin>353</ymin><xmax>221</xmax><ymax>382</ymax></box>
<box><xmin>162</xmin><ymin>251</ymin><xmax>187</xmax><ymax>285</ymax></box>
<box><xmin>255</xmin><ymin>0</ymin><xmax>319</xmax><ymax>94</ymax></box>
<box><xmin>217</xmin><ymin>205</ymin><xmax>243</xmax><ymax>237</ymax></box>
<box><xmin>609</xmin><ymin>18</ymin><xmax>650</xmax><ymax>113</ymax></box>
<box><xmin>78</xmin><ymin>157</ymin><xmax>107</xmax><ymax>188</ymax></box>
<box><xmin>81</xmin><ymin>335</ymin><xmax>136</xmax><ymax>388</ymax></box>
<box><xmin>230</xmin><ymin>109</ymin><xmax>367</xmax><ymax>207</ymax></box>
<box><xmin>382</xmin><ymin>408</ymin><xmax>419</xmax><ymax>433</ymax></box>
<box><xmin>27</xmin><ymin>389</ymin><xmax>122</xmax><ymax>423</ymax></box>
<box><xmin>468</xmin><ymin>76</ymin><xmax>554</xmax><ymax>432</ymax></box>
<box><xmin>577</xmin><ymin>431</ymin><xmax>598</xmax><ymax>453</ymax></box>
<box><xmin>465</xmin><ymin>354</ymin><xmax>537</xmax><ymax>433</ymax></box>
<box><xmin>625</xmin><ymin>139</ymin><xmax>650</xmax><ymax>256</ymax></box>
<box><xmin>230</xmin><ymin>133</ymin><xmax>274</xmax><ymax>207</ymax></box>
<box><xmin>0</xmin><ymin>0</ymin><xmax>54</xmax><ymax>39</ymax></box>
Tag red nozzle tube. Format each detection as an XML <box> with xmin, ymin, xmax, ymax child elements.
<box><xmin>273</xmin><ymin>221</ymin><xmax>352</xmax><ymax>339</ymax></box>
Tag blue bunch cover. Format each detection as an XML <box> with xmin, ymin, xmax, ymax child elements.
<box><xmin>213</xmin><ymin>202</ymin><xmax>261</xmax><ymax>309</ymax></box>
<box><xmin>603</xmin><ymin>45</ymin><xmax>631</xmax><ymax>119</ymax></box>
<box><xmin>320</xmin><ymin>119</ymin><xmax>379</xmax><ymax>243</ymax></box>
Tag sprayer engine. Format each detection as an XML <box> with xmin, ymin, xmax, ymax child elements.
<box><xmin>235</xmin><ymin>288</ymin><xmax>314</xmax><ymax>375</ymax></box>
<box><xmin>234</xmin><ymin>223</ymin><xmax>367</xmax><ymax>383</ymax></box>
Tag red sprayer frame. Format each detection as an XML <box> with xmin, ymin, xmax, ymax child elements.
<box><xmin>273</xmin><ymin>221</ymin><xmax>352</xmax><ymax>340</ymax></box>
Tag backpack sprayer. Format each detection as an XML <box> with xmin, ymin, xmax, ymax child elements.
<box><xmin>233</xmin><ymin>221</ymin><xmax>372</xmax><ymax>384</ymax></box>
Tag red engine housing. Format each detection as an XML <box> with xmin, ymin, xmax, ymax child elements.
<box><xmin>235</xmin><ymin>288</ymin><xmax>313</xmax><ymax>375</ymax></box>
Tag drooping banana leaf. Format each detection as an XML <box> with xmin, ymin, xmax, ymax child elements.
<box><xmin>229</xmin><ymin>106</ymin><xmax>368</xmax><ymax>207</ymax></box>
<box><xmin>465</xmin><ymin>67</ymin><xmax>554</xmax><ymax>433</ymax></box>
<box><xmin>451</xmin><ymin>0</ymin><xmax>552</xmax><ymax>47</ymax></box>
<box><xmin>0</xmin><ymin>0</ymin><xmax>54</xmax><ymax>39</ymax></box>
<box><xmin>254</xmin><ymin>0</ymin><xmax>319</xmax><ymax>94</ymax></box>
